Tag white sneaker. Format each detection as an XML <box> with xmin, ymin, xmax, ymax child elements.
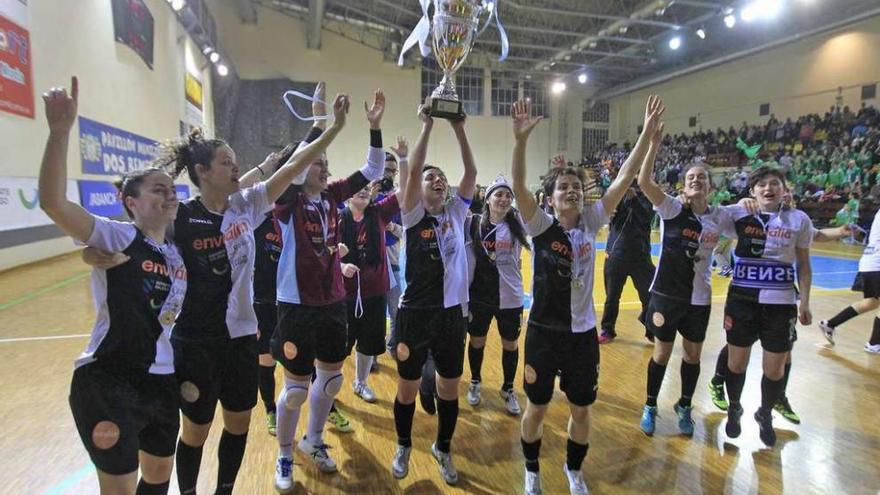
<box><xmin>297</xmin><ymin>436</ymin><xmax>337</xmax><ymax>473</ymax></box>
<box><xmin>274</xmin><ymin>456</ymin><xmax>294</xmax><ymax>493</ymax></box>
<box><xmin>431</xmin><ymin>442</ymin><xmax>459</xmax><ymax>485</ymax></box>
<box><xmin>563</xmin><ymin>464</ymin><xmax>589</xmax><ymax>495</ymax></box>
<box><xmin>466</xmin><ymin>381</ymin><xmax>482</xmax><ymax>406</ymax></box>
<box><xmin>501</xmin><ymin>388</ymin><xmax>522</xmax><ymax>416</ymax></box>
<box><xmin>865</xmin><ymin>343</ymin><xmax>880</xmax><ymax>354</ymax></box>
<box><xmin>353</xmin><ymin>381</ymin><xmax>377</xmax><ymax>403</ymax></box>
<box><xmin>818</xmin><ymin>320</ymin><xmax>835</xmax><ymax>346</ymax></box>
<box><xmin>524</xmin><ymin>468</ymin><xmax>543</xmax><ymax>494</ymax></box>
<box><xmin>391</xmin><ymin>445</ymin><xmax>411</xmax><ymax>479</ymax></box>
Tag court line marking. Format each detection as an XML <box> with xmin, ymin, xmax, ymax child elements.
<box><xmin>43</xmin><ymin>464</ymin><xmax>94</xmax><ymax>495</ymax></box>
<box><xmin>0</xmin><ymin>334</ymin><xmax>90</xmax><ymax>344</ymax></box>
<box><xmin>0</xmin><ymin>271</ymin><xmax>90</xmax><ymax>311</ymax></box>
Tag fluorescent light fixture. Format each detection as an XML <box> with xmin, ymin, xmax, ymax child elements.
<box><xmin>171</xmin><ymin>0</ymin><xmax>185</xmax><ymax>12</ymax></box>
<box><xmin>578</xmin><ymin>73</ymin><xmax>588</xmax><ymax>84</ymax></box>
<box><xmin>668</xmin><ymin>36</ymin><xmax>682</xmax><ymax>50</ymax></box>
<box><xmin>724</xmin><ymin>14</ymin><xmax>736</xmax><ymax>28</ymax></box>
<box><xmin>551</xmin><ymin>81</ymin><xmax>566</xmax><ymax>94</ymax></box>
<box><xmin>209</xmin><ymin>52</ymin><xmax>220</xmax><ymax>63</ymax></box>
<box><xmin>217</xmin><ymin>64</ymin><xmax>229</xmax><ymax>76</ymax></box>
<box><xmin>696</xmin><ymin>28</ymin><xmax>706</xmax><ymax>39</ymax></box>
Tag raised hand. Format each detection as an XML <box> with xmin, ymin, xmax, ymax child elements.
<box><xmin>312</xmin><ymin>81</ymin><xmax>326</xmax><ymax>118</ymax></box>
<box><xmin>651</xmin><ymin>121</ymin><xmax>665</xmax><ymax>148</ymax></box>
<box><xmin>642</xmin><ymin>94</ymin><xmax>665</xmax><ymax>137</ymax></box>
<box><xmin>391</xmin><ymin>136</ymin><xmax>409</xmax><ymax>158</ymax></box>
<box><xmin>332</xmin><ymin>94</ymin><xmax>350</xmax><ymax>126</ymax></box>
<box><xmin>364</xmin><ymin>89</ymin><xmax>385</xmax><ymax>129</ymax></box>
<box><xmin>551</xmin><ymin>153</ymin><xmax>566</xmax><ymax>168</ymax></box>
<box><xmin>512</xmin><ymin>98</ymin><xmax>543</xmax><ymax>141</ymax></box>
<box><xmin>417</xmin><ymin>97</ymin><xmax>434</xmax><ymax>127</ymax></box>
<box><xmin>43</xmin><ymin>76</ymin><xmax>79</xmax><ymax>134</ymax></box>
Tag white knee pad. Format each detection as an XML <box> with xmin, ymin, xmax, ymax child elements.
<box><xmin>281</xmin><ymin>380</ymin><xmax>309</xmax><ymax>411</ymax></box>
<box><xmin>315</xmin><ymin>371</ymin><xmax>344</xmax><ymax>398</ymax></box>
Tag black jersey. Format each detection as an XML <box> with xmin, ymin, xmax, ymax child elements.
<box><xmin>77</xmin><ymin>218</ymin><xmax>186</xmax><ymax>375</ymax></box>
<box><xmin>467</xmin><ymin>214</ymin><xmax>524</xmax><ymax>310</ymax></box>
<box><xmin>172</xmin><ymin>183</ymin><xmax>270</xmax><ymax>340</ymax></box>
<box><xmin>253</xmin><ymin>215</ymin><xmax>282</xmax><ymax>304</ymax></box>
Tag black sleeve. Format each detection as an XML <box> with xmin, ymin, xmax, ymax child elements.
<box><xmin>370</xmin><ymin>129</ymin><xmax>383</xmax><ymax>148</ymax></box>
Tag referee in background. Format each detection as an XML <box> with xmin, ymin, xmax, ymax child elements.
<box><xmin>599</xmin><ymin>181</ymin><xmax>656</xmax><ymax>343</ymax></box>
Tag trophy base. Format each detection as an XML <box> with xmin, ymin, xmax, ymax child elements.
<box><xmin>427</xmin><ymin>97</ymin><xmax>465</xmax><ymax>121</ymax></box>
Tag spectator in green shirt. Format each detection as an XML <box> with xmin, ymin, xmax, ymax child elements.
<box><xmin>828</xmin><ymin>163</ymin><xmax>846</xmax><ymax>187</ymax></box>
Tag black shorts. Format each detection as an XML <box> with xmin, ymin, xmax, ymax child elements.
<box><xmin>523</xmin><ymin>326</ymin><xmax>600</xmax><ymax>407</ymax></box>
<box><xmin>468</xmin><ymin>305</ymin><xmax>524</xmax><ymax>342</ymax></box>
<box><xmin>723</xmin><ymin>297</ymin><xmax>797</xmax><ymax>353</ymax></box>
<box><xmin>69</xmin><ymin>364</ymin><xmax>179</xmax><ymax>475</ymax></box>
<box><xmin>346</xmin><ymin>294</ymin><xmax>388</xmax><ymax>356</ymax></box>
<box><xmin>395</xmin><ymin>305</ymin><xmax>466</xmax><ymax>381</ymax></box>
<box><xmin>644</xmin><ymin>293</ymin><xmax>711</xmax><ymax>344</ymax></box>
<box><xmin>254</xmin><ymin>302</ymin><xmax>277</xmax><ymax>355</ymax></box>
<box><xmin>172</xmin><ymin>335</ymin><xmax>259</xmax><ymax>425</ymax></box>
<box><xmin>272</xmin><ymin>301</ymin><xmax>349</xmax><ymax>375</ymax></box>
<box><xmin>855</xmin><ymin>271</ymin><xmax>880</xmax><ymax>298</ymax></box>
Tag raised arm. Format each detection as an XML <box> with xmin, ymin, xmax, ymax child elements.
<box><xmin>603</xmin><ymin>95</ymin><xmax>665</xmax><ymax>213</ymax></box>
<box><xmin>240</xmin><ymin>82</ymin><xmax>327</xmax><ymax>188</ymax></box>
<box><xmin>511</xmin><ymin>98</ymin><xmax>543</xmax><ymax>223</ymax></box>
<box><xmin>637</xmin><ymin>121</ymin><xmax>667</xmax><ymax>206</ymax></box>
<box><xmin>450</xmin><ymin>119</ymin><xmax>477</xmax><ymax>200</ymax></box>
<box><xmin>402</xmin><ymin>103</ymin><xmax>433</xmax><ymax>214</ymax></box>
<box><xmin>264</xmin><ymin>94</ymin><xmax>349</xmax><ymax>203</ymax></box>
<box><xmin>392</xmin><ymin>135</ymin><xmax>409</xmax><ymax>193</ymax></box>
<box><xmin>38</xmin><ymin>76</ymin><xmax>95</xmax><ymax>242</ymax></box>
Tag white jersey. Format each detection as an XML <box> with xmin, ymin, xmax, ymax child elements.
<box><xmin>859</xmin><ymin>208</ymin><xmax>880</xmax><ymax>272</ymax></box>
<box><xmin>524</xmin><ymin>201</ymin><xmax>609</xmax><ymax>333</ymax></box>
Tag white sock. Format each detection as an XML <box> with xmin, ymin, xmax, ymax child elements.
<box><xmin>355</xmin><ymin>352</ymin><xmax>372</xmax><ymax>386</ymax></box>
<box><xmin>276</xmin><ymin>377</ymin><xmax>310</xmax><ymax>458</ymax></box>
<box><xmin>306</xmin><ymin>369</ymin><xmax>343</xmax><ymax>446</ymax></box>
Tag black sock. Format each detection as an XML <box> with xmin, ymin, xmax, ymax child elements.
<box><xmin>712</xmin><ymin>346</ymin><xmax>728</xmax><ymax>385</ymax></box>
<box><xmin>136</xmin><ymin>479</ymin><xmax>170</xmax><ymax>495</ymax></box>
<box><xmin>565</xmin><ymin>439</ymin><xmax>589</xmax><ymax>472</ymax></box>
<box><xmin>780</xmin><ymin>362</ymin><xmax>792</xmax><ymax>398</ymax></box>
<box><xmin>502</xmin><ymin>348</ymin><xmax>518</xmax><ymax>391</ymax></box>
<box><xmin>646</xmin><ymin>359</ymin><xmax>667</xmax><ymax>407</ymax></box>
<box><xmin>871</xmin><ymin>317</ymin><xmax>880</xmax><ymax>345</ymax></box>
<box><xmin>394</xmin><ymin>398</ymin><xmax>416</xmax><ymax>447</ymax></box>
<box><xmin>827</xmin><ymin>306</ymin><xmax>858</xmax><ymax>328</ymax></box>
<box><xmin>521</xmin><ymin>437</ymin><xmax>542</xmax><ymax>473</ymax></box>
<box><xmin>215</xmin><ymin>430</ymin><xmax>248</xmax><ymax>495</ymax></box>
<box><xmin>760</xmin><ymin>375</ymin><xmax>784</xmax><ymax>414</ymax></box>
<box><xmin>679</xmin><ymin>360</ymin><xmax>700</xmax><ymax>408</ymax></box>
<box><xmin>468</xmin><ymin>344</ymin><xmax>485</xmax><ymax>383</ymax></box>
<box><xmin>725</xmin><ymin>367</ymin><xmax>746</xmax><ymax>406</ymax></box>
<box><xmin>259</xmin><ymin>364</ymin><xmax>277</xmax><ymax>413</ymax></box>
<box><xmin>175</xmin><ymin>439</ymin><xmax>203</xmax><ymax>495</ymax></box>
<box><xmin>436</xmin><ymin>397</ymin><xmax>459</xmax><ymax>453</ymax></box>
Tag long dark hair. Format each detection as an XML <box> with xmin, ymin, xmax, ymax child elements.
<box><xmin>159</xmin><ymin>128</ymin><xmax>226</xmax><ymax>188</ymax></box>
<box><xmin>340</xmin><ymin>199</ymin><xmax>381</xmax><ymax>267</ymax></box>
<box><xmin>479</xmin><ymin>199</ymin><xmax>530</xmax><ymax>251</ymax></box>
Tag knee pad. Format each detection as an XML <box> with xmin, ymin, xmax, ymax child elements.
<box><xmin>315</xmin><ymin>372</ymin><xmax>344</xmax><ymax>398</ymax></box>
<box><xmin>281</xmin><ymin>381</ymin><xmax>309</xmax><ymax>411</ymax></box>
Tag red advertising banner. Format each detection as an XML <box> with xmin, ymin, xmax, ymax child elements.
<box><xmin>0</xmin><ymin>13</ymin><xmax>33</xmax><ymax>118</ymax></box>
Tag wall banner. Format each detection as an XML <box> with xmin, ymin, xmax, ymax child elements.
<box><xmin>79</xmin><ymin>116</ymin><xmax>160</xmax><ymax>175</ymax></box>
<box><xmin>0</xmin><ymin>176</ymin><xmax>79</xmax><ymax>232</ymax></box>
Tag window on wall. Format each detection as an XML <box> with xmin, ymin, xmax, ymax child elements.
<box><xmin>523</xmin><ymin>80</ymin><xmax>549</xmax><ymax>118</ymax></box>
<box><xmin>491</xmin><ymin>71</ymin><xmax>519</xmax><ymax>117</ymax></box>
<box><xmin>420</xmin><ymin>59</ymin><xmax>484</xmax><ymax>116</ymax></box>
<box><xmin>759</xmin><ymin>103</ymin><xmax>770</xmax><ymax>116</ymax></box>
<box><xmin>862</xmin><ymin>84</ymin><xmax>877</xmax><ymax>100</ymax></box>
<box><xmin>582</xmin><ymin>101</ymin><xmax>609</xmax><ymax>123</ymax></box>
<box><xmin>582</xmin><ymin>128</ymin><xmax>609</xmax><ymax>157</ymax></box>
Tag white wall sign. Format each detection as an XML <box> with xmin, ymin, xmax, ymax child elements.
<box><xmin>0</xmin><ymin>176</ymin><xmax>79</xmax><ymax>231</ymax></box>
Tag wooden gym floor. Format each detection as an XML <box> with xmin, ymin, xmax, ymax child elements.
<box><xmin>1</xmin><ymin>237</ymin><xmax>878</xmax><ymax>494</ymax></box>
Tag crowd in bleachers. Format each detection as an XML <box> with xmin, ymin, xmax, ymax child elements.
<box><xmin>576</xmin><ymin>101</ymin><xmax>880</xmax><ymax>229</ymax></box>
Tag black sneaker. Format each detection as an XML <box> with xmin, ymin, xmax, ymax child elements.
<box><xmin>725</xmin><ymin>403</ymin><xmax>743</xmax><ymax>438</ymax></box>
<box><xmin>754</xmin><ymin>409</ymin><xmax>777</xmax><ymax>447</ymax></box>
<box><xmin>419</xmin><ymin>389</ymin><xmax>436</xmax><ymax>415</ymax></box>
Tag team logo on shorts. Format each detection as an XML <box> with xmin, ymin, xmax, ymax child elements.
<box><xmin>724</xmin><ymin>315</ymin><xmax>733</xmax><ymax>331</ymax></box>
<box><xmin>652</xmin><ymin>312</ymin><xmax>665</xmax><ymax>328</ymax></box>
<box><xmin>396</xmin><ymin>343</ymin><xmax>410</xmax><ymax>362</ymax></box>
<box><xmin>180</xmin><ymin>381</ymin><xmax>200</xmax><ymax>403</ymax></box>
<box><xmin>524</xmin><ymin>364</ymin><xmax>537</xmax><ymax>384</ymax></box>
<box><xmin>283</xmin><ymin>341</ymin><xmax>298</xmax><ymax>360</ymax></box>
<box><xmin>91</xmin><ymin>421</ymin><xmax>120</xmax><ymax>450</ymax></box>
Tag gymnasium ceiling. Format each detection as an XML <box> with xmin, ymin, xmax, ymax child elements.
<box><xmin>236</xmin><ymin>0</ymin><xmax>880</xmax><ymax>98</ymax></box>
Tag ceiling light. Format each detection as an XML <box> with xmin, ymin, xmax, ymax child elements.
<box><xmin>696</xmin><ymin>28</ymin><xmax>706</xmax><ymax>39</ymax></box>
<box><xmin>668</xmin><ymin>36</ymin><xmax>682</xmax><ymax>50</ymax></box>
<box><xmin>588</xmin><ymin>40</ymin><xmax>597</xmax><ymax>48</ymax></box>
<box><xmin>209</xmin><ymin>52</ymin><xmax>220</xmax><ymax>63</ymax></box>
<box><xmin>202</xmin><ymin>46</ymin><xmax>213</xmax><ymax>55</ymax></box>
<box><xmin>619</xmin><ymin>25</ymin><xmax>628</xmax><ymax>34</ymax></box>
<box><xmin>551</xmin><ymin>81</ymin><xmax>566</xmax><ymax>94</ymax></box>
<box><xmin>171</xmin><ymin>0</ymin><xmax>185</xmax><ymax>11</ymax></box>
<box><xmin>217</xmin><ymin>64</ymin><xmax>229</xmax><ymax>76</ymax></box>
<box><xmin>741</xmin><ymin>0</ymin><xmax>783</xmax><ymax>22</ymax></box>
<box><xmin>578</xmin><ymin>73</ymin><xmax>588</xmax><ymax>84</ymax></box>
<box><xmin>724</xmin><ymin>14</ymin><xmax>736</xmax><ymax>28</ymax></box>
